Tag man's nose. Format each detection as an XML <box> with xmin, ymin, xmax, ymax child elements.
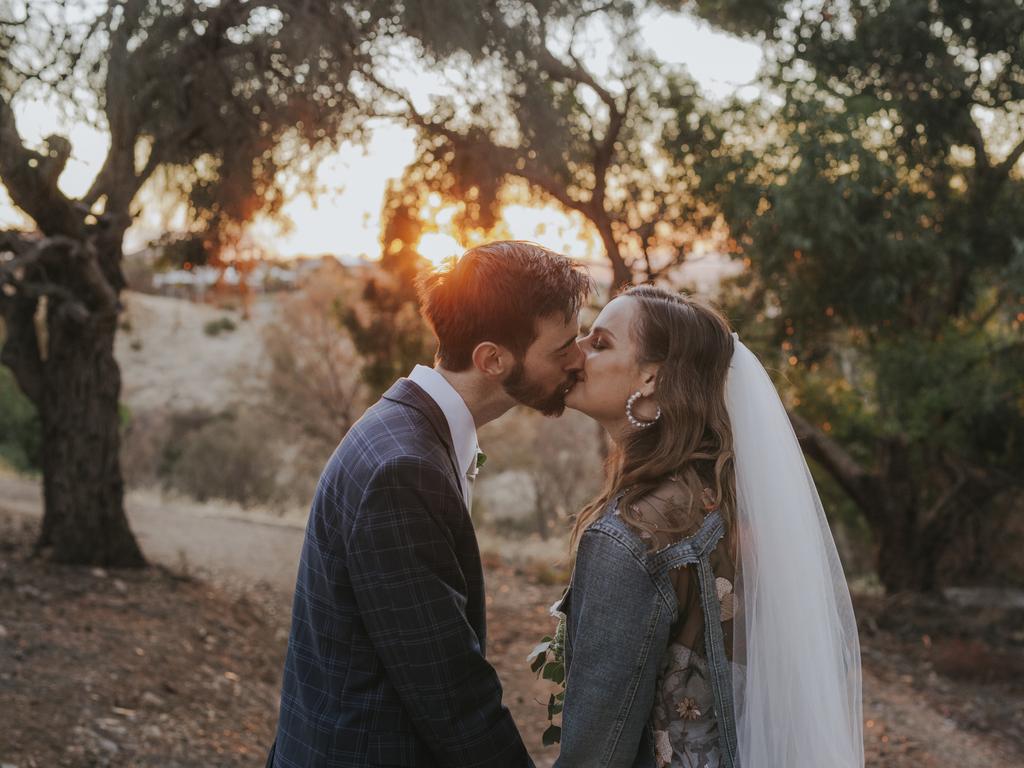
<box><xmin>565</xmin><ymin>340</ymin><xmax>585</xmax><ymax>372</ymax></box>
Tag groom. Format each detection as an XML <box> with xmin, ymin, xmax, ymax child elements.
<box><xmin>266</xmin><ymin>241</ymin><xmax>593</xmax><ymax>767</ymax></box>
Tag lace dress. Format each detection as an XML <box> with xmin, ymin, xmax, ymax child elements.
<box><xmin>651</xmin><ymin>642</ymin><xmax>722</xmax><ymax>768</ymax></box>
<box><xmin>621</xmin><ymin>482</ymin><xmax>740</xmax><ymax>768</ymax></box>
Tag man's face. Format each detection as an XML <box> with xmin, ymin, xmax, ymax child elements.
<box><xmin>502</xmin><ymin>311</ymin><xmax>584</xmax><ymax>416</ymax></box>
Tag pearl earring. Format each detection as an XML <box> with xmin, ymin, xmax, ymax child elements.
<box><xmin>626</xmin><ymin>390</ymin><xmax>661</xmax><ymax>428</ymax></box>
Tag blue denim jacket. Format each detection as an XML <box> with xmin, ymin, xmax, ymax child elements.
<box><xmin>553</xmin><ymin>496</ymin><xmax>740</xmax><ymax>768</ymax></box>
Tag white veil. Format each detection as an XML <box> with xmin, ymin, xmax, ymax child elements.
<box><xmin>725</xmin><ymin>334</ymin><xmax>864</xmax><ymax>767</ymax></box>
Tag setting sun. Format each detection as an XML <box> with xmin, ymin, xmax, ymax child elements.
<box><xmin>416</xmin><ymin>232</ymin><xmax>464</xmax><ymax>268</ymax></box>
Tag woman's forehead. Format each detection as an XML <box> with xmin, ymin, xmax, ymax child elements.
<box><xmin>594</xmin><ymin>295</ymin><xmax>636</xmax><ymax>332</ymax></box>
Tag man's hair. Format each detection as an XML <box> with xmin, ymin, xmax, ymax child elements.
<box><xmin>415</xmin><ymin>240</ymin><xmax>593</xmax><ymax>371</ymax></box>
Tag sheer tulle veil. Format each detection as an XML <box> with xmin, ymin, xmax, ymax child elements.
<box><xmin>725</xmin><ymin>333</ymin><xmax>864</xmax><ymax>767</ymax></box>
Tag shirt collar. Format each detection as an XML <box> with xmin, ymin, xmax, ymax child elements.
<box><xmin>408</xmin><ymin>364</ymin><xmax>479</xmax><ymax>477</ymax></box>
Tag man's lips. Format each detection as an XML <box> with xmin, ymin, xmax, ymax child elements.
<box><xmin>564</xmin><ymin>376</ymin><xmax>585</xmax><ymax>395</ymax></box>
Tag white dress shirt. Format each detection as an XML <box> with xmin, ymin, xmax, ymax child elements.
<box><xmin>407</xmin><ymin>364</ymin><xmax>480</xmax><ymax>512</ymax></box>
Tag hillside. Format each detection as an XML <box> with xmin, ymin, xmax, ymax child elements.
<box><xmin>113</xmin><ymin>291</ymin><xmax>278</xmax><ymax>415</ymax></box>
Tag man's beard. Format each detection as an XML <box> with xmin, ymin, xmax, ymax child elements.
<box><xmin>503</xmin><ymin>359</ymin><xmax>576</xmax><ymax>417</ymax></box>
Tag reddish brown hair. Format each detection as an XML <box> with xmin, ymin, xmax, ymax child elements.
<box><xmin>415</xmin><ymin>241</ymin><xmax>593</xmax><ymax>371</ymax></box>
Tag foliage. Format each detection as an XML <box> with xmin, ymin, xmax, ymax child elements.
<box><xmin>202</xmin><ymin>317</ymin><xmax>237</xmax><ymax>337</ymax></box>
<box><xmin>159</xmin><ymin>407</ymin><xmax>282</xmax><ymax>508</ymax></box>
<box><xmin>360</xmin><ymin>0</ymin><xmax>721</xmax><ymax>288</ymax></box>
<box><xmin>338</xmin><ymin>190</ymin><xmax>436</xmax><ymax>398</ymax></box>
<box><xmin>526</xmin><ymin>607</ymin><xmax>568</xmax><ymax>746</ymax></box>
<box><xmin>700</xmin><ymin>0</ymin><xmax>1024</xmax><ymax>590</ymax></box>
<box><xmin>0</xmin><ymin>0</ymin><xmax>596</xmax><ymax>564</ymax></box>
<box><xmin>262</xmin><ymin>266</ymin><xmax>366</xmax><ymax>448</ymax></box>
<box><xmin>0</xmin><ymin>364</ymin><xmax>40</xmax><ymax>473</ymax></box>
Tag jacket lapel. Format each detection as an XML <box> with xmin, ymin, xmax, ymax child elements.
<box><xmin>382</xmin><ymin>378</ymin><xmax>463</xmax><ymax>482</ymax></box>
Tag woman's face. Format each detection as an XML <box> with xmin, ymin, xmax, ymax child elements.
<box><xmin>565</xmin><ymin>296</ymin><xmax>658</xmax><ymax>434</ymax></box>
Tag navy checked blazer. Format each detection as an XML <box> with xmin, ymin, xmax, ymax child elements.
<box><xmin>267</xmin><ymin>377</ymin><xmax>535</xmax><ymax>768</ymax></box>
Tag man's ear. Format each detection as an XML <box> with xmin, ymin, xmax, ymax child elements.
<box><xmin>471</xmin><ymin>341</ymin><xmax>511</xmax><ymax>379</ymax></box>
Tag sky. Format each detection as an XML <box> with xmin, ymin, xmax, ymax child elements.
<box><xmin>0</xmin><ymin>8</ymin><xmax>763</xmax><ymax>267</ymax></box>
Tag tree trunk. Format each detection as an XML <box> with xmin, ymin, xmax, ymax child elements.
<box><xmin>789</xmin><ymin>410</ymin><xmax>997</xmax><ymax>594</ymax></box>
<box><xmin>595</xmin><ymin>216</ymin><xmax>632</xmax><ymax>291</ymax></box>
<box><xmin>1</xmin><ymin>235</ymin><xmax>145</xmax><ymax>567</ymax></box>
<box><xmin>35</xmin><ymin>308</ymin><xmax>143</xmax><ymax>566</ymax></box>
<box><xmin>873</xmin><ymin>500</ymin><xmax>934</xmax><ymax>593</ymax></box>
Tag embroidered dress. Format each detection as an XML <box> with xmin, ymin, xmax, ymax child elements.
<box><xmin>618</xmin><ymin>483</ymin><xmax>740</xmax><ymax>768</ymax></box>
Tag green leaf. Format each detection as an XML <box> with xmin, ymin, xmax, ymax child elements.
<box><xmin>530</xmin><ymin>653</ymin><xmax>547</xmax><ymax>675</ymax></box>
<box><xmin>542</xmin><ymin>724</ymin><xmax>562</xmax><ymax>746</ymax></box>
<box><xmin>542</xmin><ymin>661</ymin><xmax>565</xmax><ymax>684</ymax></box>
<box><xmin>547</xmin><ymin>693</ymin><xmax>563</xmax><ymax>717</ymax></box>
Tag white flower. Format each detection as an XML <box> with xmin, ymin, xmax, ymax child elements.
<box><xmin>549</xmin><ymin>596</ymin><xmax>567</xmax><ymax>622</ymax></box>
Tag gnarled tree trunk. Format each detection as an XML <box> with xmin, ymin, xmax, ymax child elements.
<box><xmin>790</xmin><ymin>411</ymin><xmax>1006</xmax><ymax>593</ymax></box>
<box><xmin>31</xmin><ymin>258</ymin><xmax>142</xmax><ymax>566</ymax></box>
<box><xmin>0</xmin><ymin>95</ymin><xmax>146</xmax><ymax>566</ymax></box>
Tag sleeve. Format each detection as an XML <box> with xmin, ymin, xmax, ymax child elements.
<box><xmin>346</xmin><ymin>456</ymin><xmax>535</xmax><ymax>768</ymax></box>
<box><xmin>554</xmin><ymin>529</ymin><xmax>671</xmax><ymax>768</ymax></box>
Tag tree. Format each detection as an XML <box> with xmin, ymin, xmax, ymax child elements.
<box><xmin>698</xmin><ymin>0</ymin><xmax>1024</xmax><ymax>591</ymax></box>
<box><xmin>0</xmin><ymin>0</ymin><xmax>577</xmax><ymax>565</ymax></box>
<box><xmin>263</xmin><ymin>265</ymin><xmax>366</xmax><ymax>449</ymax></box>
<box><xmin>338</xmin><ymin>185</ymin><xmax>437</xmax><ymax>399</ymax></box>
<box><xmin>0</xmin><ymin>0</ymin><xmax>373</xmax><ymax>564</ymax></box>
<box><xmin>359</xmin><ymin>1</ymin><xmax>718</xmax><ymax>290</ymax></box>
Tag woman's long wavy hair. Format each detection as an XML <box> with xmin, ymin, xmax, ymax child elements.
<box><xmin>569</xmin><ymin>286</ymin><xmax>738</xmax><ymax>561</ymax></box>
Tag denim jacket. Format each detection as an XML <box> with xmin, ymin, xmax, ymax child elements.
<box><xmin>553</xmin><ymin>495</ymin><xmax>740</xmax><ymax>768</ymax></box>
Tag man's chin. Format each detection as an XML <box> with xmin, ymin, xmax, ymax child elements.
<box><xmin>556</xmin><ymin>384</ymin><xmax>586</xmax><ymax>416</ymax></box>
<box><xmin>502</xmin><ymin>370</ymin><xmax>578</xmax><ymax>417</ymax></box>
<box><xmin>539</xmin><ymin>401</ymin><xmax>568</xmax><ymax>418</ymax></box>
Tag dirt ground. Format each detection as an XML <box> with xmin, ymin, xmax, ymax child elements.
<box><xmin>1</xmin><ymin>509</ymin><xmax>1022</xmax><ymax>768</ymax></box>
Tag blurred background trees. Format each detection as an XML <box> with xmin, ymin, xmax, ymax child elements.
<box><xmin>0</xmin><ymin>0</ymin><xmax>588</xmax><ymax>564</ymax></box>
<box><xmin>693</xmin><ymin>0</ymin><xmax>1024</xmax><ymax>590</ymax></box>
<box><xmin>1</xmin><ymin>0</ymin><xmax>1021</xmax><ymax>592</ymax></box>
<box><xmin>363</xmin><ymin>0</ymin><xmax>719</xmax><ymax>289</ymax></box>
<box><xmin>0</xmin><ymin>0</ymin><xmax>371</xmax><ymax>565</ymax></box>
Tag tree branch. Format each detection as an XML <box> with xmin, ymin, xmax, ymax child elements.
<box><xmin>359</xmin><ymin>65</ymin><xmax>598</xmax><ymax>220</ymax></box>
<box><xmin>0</xmin><ymin>94</ymin><xmax>84</xmax><ymax>237</ymax></box>
<box><xmin>995</xmin><ymin>134</ymin><xmax>1024</xmax><ymax>178</ymax></box>
<box><xmin>967</xmin><ymin>117</ymin><xmax>990</xmax><ymax>171</ymax></box>
<box><xmin>788</xmin><ymin>409</ymin><xmax>883</xmax><ymax>525</ymax></box>
<box><xmin>0</xmin><ymin>236</ymin><xmax>113</xmax><ymax>321</ymax></box>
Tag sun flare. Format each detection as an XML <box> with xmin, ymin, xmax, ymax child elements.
<box><xmin>416</xmin><ymin>232</ymin><xmax>465</xmax><ymax>268</ymax></box>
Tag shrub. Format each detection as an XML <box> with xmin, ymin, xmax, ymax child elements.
<box><xmin>203</xmin><ymin>317</ymin><xmax>237</xmax><ymax>336</ymax></box>
<box><xmin>0</xmin><ymin>366</ymin><xmax>40</xmax><ymax>473</ymax></box>
<box><xmin>162</xmin><ymin>407</ymin><xmax>280</xmax><ymax>508</ymax></box>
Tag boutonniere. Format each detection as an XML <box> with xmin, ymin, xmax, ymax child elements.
<box><xmin>526</xmin><ymin>592</ymin><xmax>567</xmax><ymax>746</ymax></box>
<box><xmin>467</xmin><ymin>449</ymin><xmax>486</xmax><ymax>481</ymax></box>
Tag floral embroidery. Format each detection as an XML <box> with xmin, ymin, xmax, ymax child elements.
<box><xmin>716</xmin><ymin>576</ymin><xmax>735</xmax><ymax>622</ymax></box>
<box><xmin>677</xmin><ymin>696</ymin><xmax>702</xmax><ymax>720</ymax></box>
<box><xmin>653</xmin><ymin>728</ymin><xmax>673</xmax><ymax>767</ymax></box>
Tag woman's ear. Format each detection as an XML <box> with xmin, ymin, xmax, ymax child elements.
<box><xmin>471</xmin><ymin>341</ymin><xmax>509</xmax><ymax>379</ymax></box>
<box><xmin>640</xmin><ymin>364</ymin><xmax>659</xmax><ymax>397</ymax></box>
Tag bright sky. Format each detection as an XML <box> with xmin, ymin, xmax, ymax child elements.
<box><xmin>0</xmin><ymin>9</ymin><xmax>763</xmax><ymax>267</ymax></box>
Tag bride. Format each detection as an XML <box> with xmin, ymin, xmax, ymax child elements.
<box><xmin>552</xmin><ymin>285</ymin><xmax>863</xmax><ymax>767</ymax></box>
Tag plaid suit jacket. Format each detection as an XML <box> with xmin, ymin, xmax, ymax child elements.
<box><xmin>267</xmin><ymin>378</ymin><xmax>535</xmax><ymax>768</ymax></box>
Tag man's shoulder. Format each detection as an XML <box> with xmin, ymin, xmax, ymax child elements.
<box><xmin>320</xmin><ymin>395</ymin><xmax>451</xmax><ymax>488</ymax></box>
<box><xmin>341</xmin><ymin>393</ymin><xmax>425</xmax><ymax>448</ymax></box>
